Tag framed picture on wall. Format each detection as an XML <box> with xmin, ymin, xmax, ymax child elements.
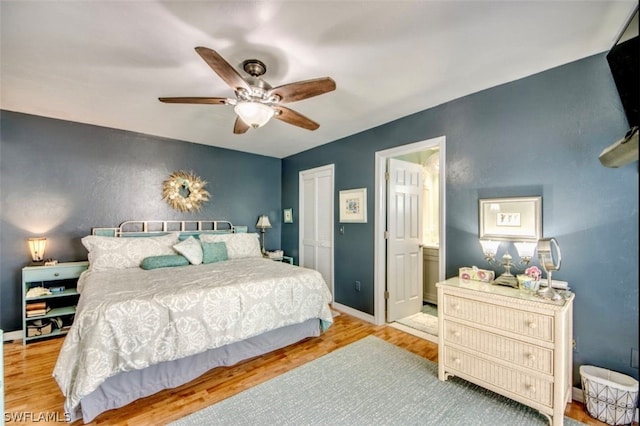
<box><xmin>479</xmin><ymin>196</ymin><xmax>541</xmax><ymax>241</ymax></box>
<box><xmin>339</xmin><ymin>188</ymin><xmax>367</xmax><ymax>223</ymax></box>
<box><xmin>283</xmin><ymin>208</ymin><xmax>293</xmax><ymax>223</ymax></box>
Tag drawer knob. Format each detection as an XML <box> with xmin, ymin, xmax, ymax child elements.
<box><xmin>452</xmin><ymin>304</ymin><xmax>460</xmax><ymax>311</ymax></box>
<box><xmin>526</xmin><ymin>384</ymin><xmax>536</xmax><ymax>393</ymax></box>
<box><xmin>54</xmin><ymin>272</ymin><xmax>60</xmax><ymax>277</ymax></box>
<box><xmin>527</xmin><ymin>353</ymin><xmax>536</xmax><ymax>362</ymax></box>
<box><xmin>452</xmin><ymin>331</ymin><xmax>460</xmax><ymax>337</ymax></box>
<box><xmin>527</xmin><ymin>321</ymin><xmax>537</xmax><ymax>329</ymax></box>
<box><xmin>453</xmin><ymin>358</ymin><xmax>461</xmax><ymax>364</ymax></box>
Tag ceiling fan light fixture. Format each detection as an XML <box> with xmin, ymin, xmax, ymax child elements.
<box><xmin>234</xmin><ymin>101</ymin><xmax>274</xmax><ymax>128</ymax></box>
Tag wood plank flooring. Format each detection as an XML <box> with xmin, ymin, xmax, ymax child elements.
<box><xmin>4</xmin><ymin>311</ymin><xmax>608</xmax><ymax>425</ymax></box>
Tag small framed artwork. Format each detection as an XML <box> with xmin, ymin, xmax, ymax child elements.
<box><xmin>339</xmin><ymin>188</ymin><xmax>367</xmax><ymax>223</ymax></box>
<box><xmin>479</xmin><ymin>196</ymin><xmax>542</xmax><ymax>241</ymax></box>
<box><xmin>283</xmin><ymin>208</ymin><xmax>293</xmax><ymax>224</ymax></box>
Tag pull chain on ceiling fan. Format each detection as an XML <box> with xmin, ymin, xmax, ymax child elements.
<box><xmin>159</xmin><ymin>47</ymin><xmax>336</xmax><ymax>134</ymax></box>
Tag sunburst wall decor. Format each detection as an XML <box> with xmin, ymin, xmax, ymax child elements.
<box><xmin>162</xmin><ymin>170</ymin><xmax>210</xmax><ymax>212</ymax></box>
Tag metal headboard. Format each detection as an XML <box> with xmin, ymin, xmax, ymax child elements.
<box><xmin>92</xmin><ymin>220</ymin><xmax>244</xmax><ymax>237</ymax></box>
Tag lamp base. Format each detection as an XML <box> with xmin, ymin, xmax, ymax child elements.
<box><xmin>492</xmin><ymin>274</ymin><xmax>519</xmax><ymax>288</ymax></box>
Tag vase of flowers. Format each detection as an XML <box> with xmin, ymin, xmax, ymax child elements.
<box><xmin>518</xmin><ymin>266</ymin><xmax>542</xmax><ymax>293</ymax></box>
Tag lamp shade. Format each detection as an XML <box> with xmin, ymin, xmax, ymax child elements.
<box><xmin>234</xmin><ymin>102</ymin><xmax>275</xmax><ymax>128</ymax></box>
<box><xmin>514</xmin><ymin>241</ymin><xmax>537</xmax><ymax>260</ymax></box>
<box><xmin>28</xmin><ymin>237</ymin><xmax>46</xmax><ymax>262</ymax></box>
<box><xmin>479</xmin><ymin>239</ymin><xmax>500</xmax><ymax>256</ymax></box>
<box><xmin>256</xmin><ymin>215</ymin><xmax>272</xmax><ymax>229</ymax></box>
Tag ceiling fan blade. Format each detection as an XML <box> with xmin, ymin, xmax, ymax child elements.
<box><xmin>159</xmin><ymin>97</ymin><xmax>228</xmax><ymax>105</ymax></box>
<box><xmin>233</xmin><ymin>116</ymin><xmax>250</xmax><ymax>134</ymax></box>
<box><xmin>273</xmin><ymin>105</ymin><xmax>320</xmax><ymax>131</ymax></box>
<box><xmin>269</xmin><ymin>77</ymin><xmax>336</xmax><ymax>103</ymax></box>
<box><xmin>195</xmin><ymin>46</ymin><xmax>250</xmax><ymax>92</ymax></box>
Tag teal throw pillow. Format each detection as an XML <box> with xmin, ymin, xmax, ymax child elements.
<box><xmin>141</xmin><ymin>255</ymin><xmax>190</xmax><ymax>270</ymax></box>
<box><xmin>202</xmin><ymin>242</ymin><xmax>229</xmax><ymax>264</ymax></box>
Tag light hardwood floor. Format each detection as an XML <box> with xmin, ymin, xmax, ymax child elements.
<box><xmin>4</xmin><ymin>311</ymin><xmax>608</xmax><ymax>426</ymax></box>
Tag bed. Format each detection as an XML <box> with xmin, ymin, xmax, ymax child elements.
<box><xmin>52</xmin><ymin>220</ymin><xmax>333</xmax><ymax>423</ymax></box>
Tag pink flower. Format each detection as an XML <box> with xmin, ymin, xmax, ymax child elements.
<box><xmin>525</xmin><ymin>266</ymin><xmax>542</xmax><ymax>281</ymax></box>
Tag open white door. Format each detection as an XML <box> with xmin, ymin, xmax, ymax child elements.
<box><xmin>386</xmin><ymin>158</ymin><xmax>424</xmax><ymax>322</ymax></box>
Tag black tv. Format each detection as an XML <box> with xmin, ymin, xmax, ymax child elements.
<box><xmin>606</xmin><ymin>8</ymin><xmax>638</xmax><ymax>129</ymax></box>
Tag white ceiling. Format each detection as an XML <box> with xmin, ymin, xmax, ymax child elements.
<box><xmin>1</xmin><ymin>1</ymin><xmax>636</xmax><ymax>158</ymax></box>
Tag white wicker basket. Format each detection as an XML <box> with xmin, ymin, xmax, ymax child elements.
<box><xmin>580</xmin><ymin>365</ymin><xmax>638</xmax><ymax>425</ymax></box>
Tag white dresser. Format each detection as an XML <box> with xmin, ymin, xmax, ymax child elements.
<box><xmin>437</xmin><ymin>277</ymin><xmax>574</xmax><ymax>426</ymax></box>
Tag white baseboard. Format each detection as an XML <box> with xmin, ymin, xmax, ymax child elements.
<box><xmin>2</xmin><ymin>329</ymin><xmax>22</xmax><ymax>342</ymax></box>
<box><xmin>331</xmin><ymin>303</ymin><xmax>375</xmax><ymax>324</ymax></box>
<box><xmin>572</xmin><ymin>386</ymin><xmax>583</xmax><ymax>403</ymax></box>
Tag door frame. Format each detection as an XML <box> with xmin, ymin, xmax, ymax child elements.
<box><xmin>298</xmin><ymin>163</ymin><xmax>335</xmax><ymax>298</ymax></box>
<box><xmin>373</xmin><ymin>137</ymin><xmax>446</xmax><ymax>326</ymax></box>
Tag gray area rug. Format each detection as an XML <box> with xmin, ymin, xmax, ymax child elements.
<box><xmin>169</xmin><ymin>336</ymin><xmax>585</xmax><ymax>426</ymax></box>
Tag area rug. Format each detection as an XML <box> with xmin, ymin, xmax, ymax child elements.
<box><xmin>395</xmin><ymin>311</ymin><xmax>439</xmax><ymax>336</ymax></box>
<box><xmin>169</xmin><ymin>336</ymin><xmax>584</xmax><ymax>426</ymax></box>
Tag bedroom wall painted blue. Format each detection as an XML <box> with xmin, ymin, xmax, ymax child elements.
<box><xmin>282</xmin><ymin>53</ymin><xmax>638</xmax><ymax>383</ymax></box>
<box><xmin>0</xmin><ymin>111</ymin><xmax>282</xmax><ymax>332</ymax></box>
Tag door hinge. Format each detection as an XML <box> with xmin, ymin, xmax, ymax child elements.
<box><xmin>384</xmin><ymin>230</ymin><xmax>390</xmax><ymax>239</ymax></box>
<box><xmin>385</xmin><ymin>172</ymin><xmax>390</xmax><ymax>181</ymax></box>
<box><xmin>384</xmin><ymin>291</ymin><xmax>389</xmax><ymax>299</ymax></box>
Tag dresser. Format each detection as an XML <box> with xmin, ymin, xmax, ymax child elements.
<box><xmin>437</xmin><ymin>277</ymin><xmax>574</xmax><ymax>426</ymax></box>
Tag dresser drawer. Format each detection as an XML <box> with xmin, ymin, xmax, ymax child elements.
<box><xmin>442</xmin><ymin>346</ymin><xmax>553</xmax><ymax>407</ymax></box>
<box><xmin>23</xmin><ymin>264</ymin><xmax>87</xmax><ymax>282</ymax></box>
<box><xmin>443</xmin><ymin>320</ymin><xmax>553</xmax><ymax>375</ymax></box>
<box><xmin>442</xmin><ymin>294</ymin><xmax>554</xmax><ymax>342</ymax></box>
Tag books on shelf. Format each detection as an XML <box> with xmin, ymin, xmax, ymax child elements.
<box><xmin>26</xmin><ymin>306</ymin><xmax>51</xmax><ymax>317</ymax></box>
<box><xmin>26</xmin><ymin>301</ymin><xmax>47</xmax><ymax>311</ymax></box>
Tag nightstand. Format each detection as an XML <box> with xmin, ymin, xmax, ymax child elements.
<box><xmin>263</xmin><ymin>253</ymin><xmax>294</xmax><ymax>265</ymax></box>
<box><xmin>22</xmin><ymin>261</ymin><xmax>89</xmax><ymax>344</ymax></box>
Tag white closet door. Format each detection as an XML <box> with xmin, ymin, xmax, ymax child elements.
<box><xmin>299</xmin><ymin>164</ymin><xmax>334</xmax><ymax>296</ymax></box>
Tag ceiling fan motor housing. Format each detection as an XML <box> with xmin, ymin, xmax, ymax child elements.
<box><xmin>159</xmin><ymin>46</ymin><xmax>335</xmax><ymax>134</ymax></box>
<box><xmin>242</xmin><ymin>59</ymin><xmax>267</xmax><ymax>77</ymax></box>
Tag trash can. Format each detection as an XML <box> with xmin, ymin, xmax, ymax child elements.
<box><xmin>580</xmin><ymin>365</ymin><xmax>639</xmax><ymax>425</ymax></box>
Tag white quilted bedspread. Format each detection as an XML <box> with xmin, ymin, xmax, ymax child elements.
<box><xmin>53</xmin><ymin>258</ymin><xmax>333</xmax><ymax>419</ymax></box>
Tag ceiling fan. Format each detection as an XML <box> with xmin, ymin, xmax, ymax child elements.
<box><xmin>159</xmin><ymin>47</ymin><xmax>336</xmax><ymax>134</ymax></box>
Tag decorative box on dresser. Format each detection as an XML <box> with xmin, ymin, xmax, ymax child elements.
<box><xmin>437</xmin><ymin>277</ymin><xmax>574</xmax><ymax>426</ymax></box>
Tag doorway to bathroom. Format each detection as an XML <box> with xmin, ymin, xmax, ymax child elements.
<box><xmin>373</xmin><ymin>136</ymin><xmax>445</xmax><ymax>344</ymax></box>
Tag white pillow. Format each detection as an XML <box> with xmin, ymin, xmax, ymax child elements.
<box><xmin>173</xmin><ymin>236</ymin><xmax>203</xmax><ymax>265</ymax></box>
<box><xmin>81</xmin><ymin>233</ymin><xmax>179</xmax><ymax>271</ymax></box>
<box><xmin>200</xmin><ymin>233</ymin><xmax>262</xmax><ymax>259</ymax></box>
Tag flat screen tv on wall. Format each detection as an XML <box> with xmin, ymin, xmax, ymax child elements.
<box><xmin>606</xmin><ymin>8</ymin><xmax>638</xmax><ymax>129</ymax></box>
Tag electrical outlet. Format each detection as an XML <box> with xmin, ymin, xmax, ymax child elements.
<box><xmin>355</xmin><ymin>281</ymin><xmax>361</xmax><ymax>292</ymax></box>
<box><xmin>632</xmin><ymin>348</ymin><xmax>638</xmax><ymax>369</ymax></box>
<box><xmin>572</xmin><ymin>338</ymin><xmax>578</xmax><ymax>352</ymax></box>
